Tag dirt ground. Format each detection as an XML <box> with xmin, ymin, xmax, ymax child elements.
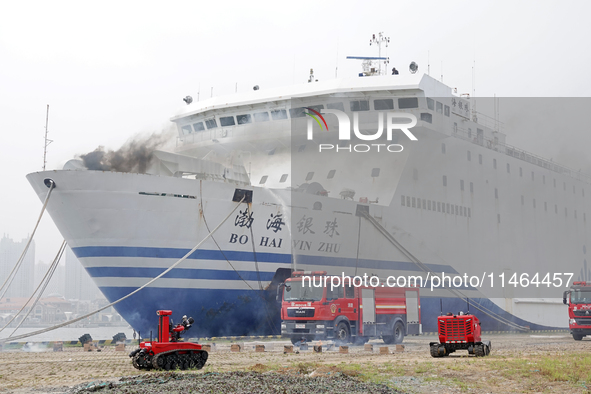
<box><xmin>1</xmin><ymin>333</ymin><xmax>591</xmax><ymax>393</ymax></box>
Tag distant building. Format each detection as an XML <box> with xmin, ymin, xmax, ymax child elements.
<box><xmin>0</xmin><ymin>296</ymin><xmax>73</xmax><ymax>324</ymax></box>
<box><xmin>34</xmin><ymin>261</ymin><xmax>65</xmax><ymax>297</ymax></box>
<box><xmin>0</xmin><ymin>296</ymin><xmax>125</xmax><ymax>325</ymax></box>
<box><xmin>65</xmin><ymin>247</ymin><xmax>102</xmax><ymax>301</ymax></box>
<box><xmin>0</xmin><ymin>235</ymin><xmax>35</xmax><ymax>298</ymax></box>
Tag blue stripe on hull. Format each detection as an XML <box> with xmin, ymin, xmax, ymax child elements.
<box><xmin>73</xmin><ymin>246</ymin><xmax>456</xmax><ymax>274</ymax></box>
<box><xmin>100</xmin><ymin>286</ymin><xmax>560</xmax><ymax>337</ymax></box>
<box><xmin>82</xmin><ymin>248</ymin><xmax>547</xmax><ymax>333</ymax></box>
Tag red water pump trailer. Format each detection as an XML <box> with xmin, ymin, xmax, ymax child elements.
<box><xmin>430</xmin><ymin>300</ymin><xmax>491</xmax><ymax>357</ymax></box>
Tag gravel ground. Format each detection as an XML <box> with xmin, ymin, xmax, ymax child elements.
<box><xmin>69</xmin><ymin>371</ymin><xmax>399</xmax><ymax>394</ymax></box>
<box><xmin>1</xmin><ymin>333</ymin><xmax>590</xmax><ymax>394</ymax></box>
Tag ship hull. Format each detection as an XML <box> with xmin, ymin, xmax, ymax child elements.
<box><xmin>27</xmin><ymin>169</ymin><xmax>568</xmax><ymax>335</ymax></box>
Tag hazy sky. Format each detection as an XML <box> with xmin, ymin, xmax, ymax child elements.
<box><xmin>1</xmin><ymin>0</ymin><xmax>591</xmax><ymax>262</ymax></box>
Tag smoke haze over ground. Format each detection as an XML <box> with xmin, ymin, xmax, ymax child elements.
<box><xmin>79</xmin><ymin>128</ymin><xmax>175</xmax><ymax>173</ymax></box>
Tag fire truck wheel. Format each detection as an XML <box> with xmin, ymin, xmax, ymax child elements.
<box><xmin>383</xmin><ymin>322</ymin><xmax>404</xmax><ymax>344</ymax></box>
<box><xmin>393</xmin><ymin>321</ymin><xmax>405</xmax><ymax>344</ymax></box>
<box><xmin>573</xmin><ymin>334</ymin><xmax>584</xmax><ymax>341</ymax></box>
<box><xmin>335</xmin><ymin>322</ymin><xmax>351</xmax><ymax>343</ymax></box>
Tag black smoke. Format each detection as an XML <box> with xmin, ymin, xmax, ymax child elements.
<box><xmin>80</xmin><ymin>129</ymin><xmax>174</xmax><ymax>173</ymax></box>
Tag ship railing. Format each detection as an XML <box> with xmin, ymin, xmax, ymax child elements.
<box><xmin>471</xmin><ymin>111</ymin><xmax>505</xmax><ymax>133</ymax></box>
<box><xmin>453</xmin><ymin>126</ymin><xmax>591</xmax><ymax>185</ymax></box>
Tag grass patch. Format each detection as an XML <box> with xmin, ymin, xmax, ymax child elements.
<box><xmin>248</xmin><ymin>363</ymin><xmax>271</xmax><ymax>373</ymax></box>
<box><xmin>291</xmin><ymin>362</ymin><xmax>319</xmax><ymax>375</ymax></box>
<box><xmin>449</xmin><ymin>377</ymin><xmax>469</xmax><ymax>392</ymax></box>
<box><xmin>487</xmin><ymin>353</ymin><xmax>591</xmax><ymax>388</ymax></box>
<box><xmin>414</xmin><ymin>362</ymin><xmax>433</xmax><ymax>374</ymax></box>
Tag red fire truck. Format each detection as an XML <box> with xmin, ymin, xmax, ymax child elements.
<box><xmin>563</xmin><ymin>281</ymin><xmax>591</xmax><ymax>341</ymax></box>
<box><xmin>278</xmin><ymin>271</ymin><xmax>421</xmax><ymax>344</ymax></box>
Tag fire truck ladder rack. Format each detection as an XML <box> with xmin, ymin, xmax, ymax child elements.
<box><xmin>359</xmin><ymin>210</ymin><xmax>528</xmax><ymax>332</ymax></box>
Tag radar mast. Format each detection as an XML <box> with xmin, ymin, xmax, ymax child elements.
<box><xmin>347</xmin><ymin>32</ymin><xmax>391</xmax><ymax>76</ymax></box>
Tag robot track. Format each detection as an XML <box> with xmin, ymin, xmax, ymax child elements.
<box><xmin>131</xmin><ymin>348</ymin><xmax>208</xmax><ymax>371</ymax></box>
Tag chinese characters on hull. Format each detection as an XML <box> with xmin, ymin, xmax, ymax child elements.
<box><xmin>235</xmin><ymin>207</ymin><xmax>254</xmax><ymax>229</ymax></box>
<box><xmin>230</xmin><ymin>209</ymin><xmax>284</xmax><ymax>249</ymax></box>
<box><xmin>229</xmin><ymin>209</ymin><xmax>342</xmax><ymax>253</ymax></box>
<box><xmin>323</xmin><ymin>218</ymin><xmax>339</xmax><ymax>238</ymax></box>
<box><xmin>293</xmin><ymin>215</ymin><xmax>341</xmax><ymax>254</ymax></box>
<box><xmin>267</xmin><ymin>213</ymin><xmax>286</xmax><ymax>233</ymax></box>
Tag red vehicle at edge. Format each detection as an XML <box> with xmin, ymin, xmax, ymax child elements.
<box><xmin>278</xmin><ymin>271</ymin><xmax>421</xmax><ymax>345</ymax></box>
<box><xmin>563</xmin><ymin>281</ymin><xmax>591</xmax><ymax>341</ymax></box>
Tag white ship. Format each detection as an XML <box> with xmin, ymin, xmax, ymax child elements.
<box><xmin>26</xmin><ymin>59</ymin><xmax>590</xmax><ymax>336</ymax></box>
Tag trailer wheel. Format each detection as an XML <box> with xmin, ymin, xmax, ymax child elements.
<box><xmin>430</xmin><ymin>344</ymin><xmax>448</xmax><ymax>357</ymax></box>
<box><xmin>573</xmin><ymin>334</ymin><xmax>584</xmax><ymax>341</ymax></box>
<box><xmin>474</xmin><ymin>344</ymin><xmax>485</xmax><ymax>357</ymax></box>
<box><xmin>430</xmin><ymin>344</ymin><xmax>440</xmax><ymax>357</ymax></box>
<box><xmin>335</xmin><ymin>322</ymin><xmax>351</xmax><ymax>344</ymax></box>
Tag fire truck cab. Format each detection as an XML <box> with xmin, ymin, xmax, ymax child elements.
<box><xmin>563</xmin><ymin>281</ymin><xmax>591</xmax><ymax>341</ymax></box>
<box><xmin>279</xmin><ymin>271</ymin><xmax>421</xmax><ymax>344</ymax></box>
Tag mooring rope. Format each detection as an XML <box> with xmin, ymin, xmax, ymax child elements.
<box><xmin>7</xmin><ymin>241</ymin><xmax>67</xmax><ymax>337</ymax></box>
<box><xmin>0</xmin><ymin>180</ymin><xmax>55</xmax><ymax>300</ymax></box>
<box><xmin>0</xmin><ymin>240</ymin><xmax>66</xmax><ymax>334</ymax></box>
<box><xmin>360</xmin><ymin>210</ymin><xmax>529</xmax><ymax>331</ymax></box>
<box><xmin>0</xmin><ymin>196</ymin><xmax>245</xmax><ymax>343</ymax></box>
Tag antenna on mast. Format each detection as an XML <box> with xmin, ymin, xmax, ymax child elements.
<box><xmin>494</xmin><ymin>94</ymin><xmax>497</xmax><ymax>132</ymax></box>
<box><xmin>369</xmin><ymin>32</ymin><xmax>390</xmax><ymax>75</ymax></box>
<box><xmin>496</xmin><ymin>96</ymin><xmax>500</xmax><ymax>132</ymax></box>
<box><xmin>347</xmin><ymin>33</ymin><xmax>391</xmax><ymax>76</ymax></box>
<box><xmin>42</xmin><ymin>105</ymin><xmax>53</xmax><ymax>171</ymax></box>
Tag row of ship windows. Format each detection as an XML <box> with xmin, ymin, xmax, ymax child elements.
<box><xmin>401</xmin><ymin>195</ymin><xmax>471</xmax><ymax>217</ymax></box>
<box><xmin>442</xmin><ymin>176</ymin><xmax>584</xmax><ymax>218</ymax></box>
<box><xmin>181</xmin><ymin>97</ymin><xmax>450</xmax><ymax>135</ymax></box>
<box><xmin>441</xmin><ymin>144</ymin><xmax>586</xmax><ymax>197</ymax></box>
<box><xmin>258</xmin><ymin>168</ymin><xmax>381</xmax><ymax>185</ymax></box>
<box><xmin>402</xmin><ymin>194</ymin><xmax>586</xmax><ymax>223</ymax></box>
<box><xmin>517</xmin><ymin>195</ymin><xmax>586</xmax><ymax>219</ymax></box>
